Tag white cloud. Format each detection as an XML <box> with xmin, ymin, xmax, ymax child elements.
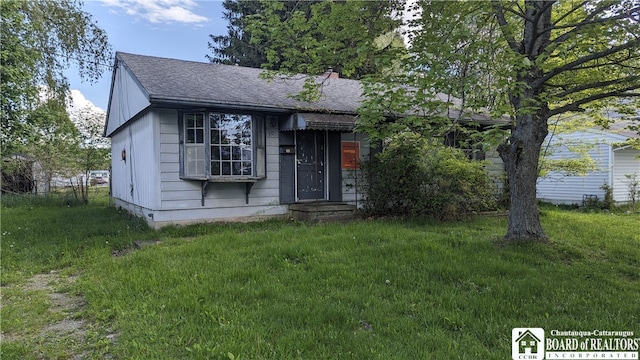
<box><xmin>67</xmin><ymin>90</ymin><xmax>110</xmax><ymax>145</ymax></box>
<box><xmin>100</xmin><ymin>0</ymin><xmax>208</xmax><ymax>24</ymax></box>
<box><xmin>67</xmin><ymin>90</ymin><xmax>106</xmax><ymax>114</ymax></box>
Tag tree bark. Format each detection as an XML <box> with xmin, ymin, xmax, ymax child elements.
<box><xmin>498</xmin><ymin>111</ymin><xmax>550</xmax><ymax>243</ymax></box>
<box><xmin>493</xmin><ymin>1</ymin><xmax>554</xmax><ymax>243</ymax></box>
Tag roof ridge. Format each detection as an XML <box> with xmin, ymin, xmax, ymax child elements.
<box><xmin>116</xmin><ymin>51</ymin><xmax>260</xmax><ymax>72</ymax></box>
<box><xmin>115</xmin><ymin>51</ymin><xmax>362</xmax><ymax>84</ymax></box>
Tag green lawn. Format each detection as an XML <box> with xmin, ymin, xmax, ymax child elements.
<box><xmin>1</xmin><ymin>192</ymin><xmax>639</xmax><ymax>359</ymax></box>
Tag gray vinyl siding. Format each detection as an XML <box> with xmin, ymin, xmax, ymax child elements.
<box><xmin>612</xmin><ymin>148</ymin><xmax>640</xmax><ymax>203</ymax></box>
<box><xmin>106</xmin><ymin>64</ymin><xmax>151</xmax><ymax>136</ymax></box>
<box><xmin>157</xmin><ymin>109</ymin><xmax>182</xmax><ymax>207</ymax></box>
<box><xmin>485</xmin><ymin>149</ymin><xmax>506</xmax><ymax>194</ymax></box>
<box><xmin>536</xmin><ymin>131</ymin><xmax>628</xmax><ymax>204</ymax></box>
<box><xmin>110</xmin><ymin>111</ymin><xmax>159</xmax><ymax>210</ymax></box>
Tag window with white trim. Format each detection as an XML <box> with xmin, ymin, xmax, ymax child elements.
<box><xmin>184</xmin><ymin>113</ymin><xmax>206</xmax><ymax>177</ymax></box>
<box><xmin>180</xmin><ymin>112</ymin><xmax>265</xmax><ymax>180</ymax></box>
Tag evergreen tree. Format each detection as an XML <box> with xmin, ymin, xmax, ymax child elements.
<box><xmin>207</xmin><ymin>0</ymin><xmax>265</xmax><ymax>67</ymax></box>
<box><xmin>245</xmin><ymin>0</ymin><xmax>404</xmax><ymax>79</ymax></box>
<box><xmin>207</xmin><ymin>0</ymin><xmax>320</xmax><ymax>69</ymax></box>
<box><xmin>208</xmin><ymin>0</ymin><xmax>403</xmax><ymax>79</ymax></box>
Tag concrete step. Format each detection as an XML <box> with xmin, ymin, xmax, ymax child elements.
<box><xmin>289</xmin><ymin>202</ymin><xmax>357</xmax><ymax>222</ymax></box>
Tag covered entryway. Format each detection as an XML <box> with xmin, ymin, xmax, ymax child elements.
<box><xmin>296</xmin><ymin>130</ymin><xmax>326</xmax><ymax>200</ymax></box>
<box><xmin>279</xmin><ymin>112</ymin><xmax>357</xmax><ymax>204</ymax></box>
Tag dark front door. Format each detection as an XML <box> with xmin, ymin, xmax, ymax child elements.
<box><xmin>296</xmin><ymin>130</ymin><xmax>325</xmax><ymax>200</ymax></box>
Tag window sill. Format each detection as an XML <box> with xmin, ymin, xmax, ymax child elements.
<box><xmin>181</xmin><ymin>176</ymin><xmax>265</xmax><ymax>183</ymax></box>
<box><xmin>208</xmin><ymin>177</ymin><xmax>262</xmax><ymax>183</ymax></box>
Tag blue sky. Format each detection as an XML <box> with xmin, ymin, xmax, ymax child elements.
<box><xmin>66</xmin><ymin>0</ymin><xmax>227</xmax><ymax>111</ymax></box>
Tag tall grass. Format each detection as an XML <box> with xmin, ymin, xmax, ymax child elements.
<box><xmin>1</xmin><ymin>186</ymin><xmax>111</xmax><ymax>208</ymax></box>
<box><xmin>1</xmin><ymin>193</ymin><xmax>638</xmax><ymax>359</ymax></box>
<box><xmin>1</xmin><ymin>188</ymin><xmax>153</xmax><ymax>284</ymax></box>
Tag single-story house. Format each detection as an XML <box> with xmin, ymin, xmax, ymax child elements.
<box><xmin>536</xmin><ymin>124</ymin><xmax>640</xmax><ymax>205</ymax></box>
<box><xmin>105</xmin><ymin>52</ymin><xmax>376</xmax><ymax>227</ymax></box>
<box><xmin>105</xmin><ymin>52</ymin><xmax>504</xmax><ymax>227</ymax></box>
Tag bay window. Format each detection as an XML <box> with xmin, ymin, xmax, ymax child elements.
<box><xmin>180</xmin><ymin>111</ymin><xmax>265</xmax><ymax>180</ymax></box>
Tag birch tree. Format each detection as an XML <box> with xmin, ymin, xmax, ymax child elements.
<box><xmin>69</xmin><ymin>104</ymin><xmax>110</xmax><ymax>203</ymax></box>
<box><xmin>1</xmin><ymin>0</ymin><xmax>111</xmax><ymax>156</ymax></box>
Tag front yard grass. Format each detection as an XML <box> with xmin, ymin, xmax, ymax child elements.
<box><xmin>1</xmin><ymin>194</ymin><xmax>638</xmax><ymax>359</ymax></box>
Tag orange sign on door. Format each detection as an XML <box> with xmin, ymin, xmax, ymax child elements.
<box><xmin>341</xmin><ymin>141</ymin><xmax>360</xmax><ymax>169</ymax></box>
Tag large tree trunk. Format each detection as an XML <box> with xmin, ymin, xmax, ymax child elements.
<box><xmin>494</xmin><ymin>1</ymin><xmax>554</xmax><ymax>243</ymax></box>
<box><xmin>498</xmin><ymin>112</ymin><xmax>549</xmax><ymax>243</ymax></box>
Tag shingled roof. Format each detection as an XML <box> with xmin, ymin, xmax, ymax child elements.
<box><xmin>114</xmin><ymin>52</ymin><xmax>363</xmax><ymax>114</ymax></box>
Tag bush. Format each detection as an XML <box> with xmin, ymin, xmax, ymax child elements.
<box><xmin>599</xmin><ymin>183</ymin><xmax>614</xmax><ymax>210</ymax></box>
<box><xmin>360</xmin><ymin>133</ymin><xmax>496</xmax><ymax>219</ymax></box>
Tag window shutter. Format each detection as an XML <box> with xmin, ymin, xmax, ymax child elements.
<box><xmin>178</xmin><ymin>113</ymin><xmax>185</xmax><ymax>178</ymax></box>
<box><xmin>254</xmin><ymin>116</ymin><xmax>266</xmax><ymax>178</ymax></box>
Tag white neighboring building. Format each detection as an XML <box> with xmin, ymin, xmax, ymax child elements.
<box><xmin>537</xmin><ymin>126</ymin><xmax>639</xmax><ymax>205</ymax></box>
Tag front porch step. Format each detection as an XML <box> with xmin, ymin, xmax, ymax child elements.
<box><xmin>289</xmin><ymin>202</ymin><xmax>357</xmax><ymax>222</ymax></box>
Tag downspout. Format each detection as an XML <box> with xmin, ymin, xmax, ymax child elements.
<box><xmin>608</xmin><ymin>145</ymin><xmax>614</xmax><ymax>200</ymax></box>
<box><xmin>354</xmin><ymin>131</ymin><xmax>358</xmax><ymax>209</ymax></box>
<box><xmin>109</xmin><ymin>165</ymin><xmax>113</xmax><ymax>207</ymax></box>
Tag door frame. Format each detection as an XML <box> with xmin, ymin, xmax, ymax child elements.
<box><xmin>294</xmin><ymin>129</ymin><xmax>328</xmax><ymax>201</ymax></box>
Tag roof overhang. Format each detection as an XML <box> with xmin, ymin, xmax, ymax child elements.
<box><xmin>280</xmin><ymin>112</ymin><xmax>356</xmax><ymax>131</ymax></box>
<box><xmin>612</xmin><ymin>144</ymin><xmax>635</xmax><ymax>151</ymax></box>
<box><xmin>149</xmin><ymin>96</ymin><xmax>297</xmax><ymax>113</ymax></box>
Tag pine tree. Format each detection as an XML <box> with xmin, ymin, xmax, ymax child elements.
<box><xmin>207</xmin><ymin>0</ymin><xmax>265</xmax><ymax>67</ymax></box>
<box><xmin>208</xmin><ymin>0</ymin><xmax>402</xmax><ymax>78</ymax></box>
